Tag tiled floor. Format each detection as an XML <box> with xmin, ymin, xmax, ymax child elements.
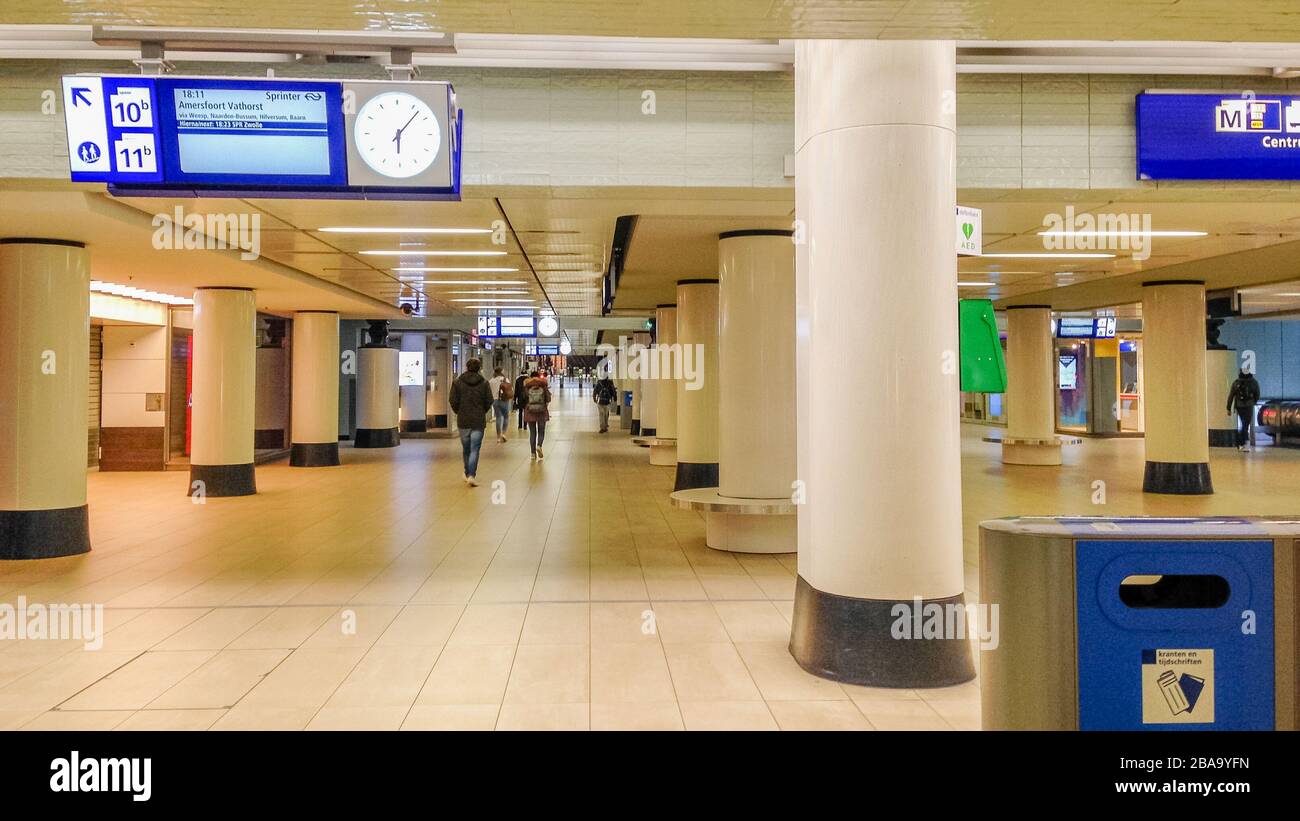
<box><xmin>3</xmin><ymin>388</ymin><xmax>1297</xmax><ymax>731</ymax></box>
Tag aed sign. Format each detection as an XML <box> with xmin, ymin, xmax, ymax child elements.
<box><xmin>1137</xmin><ymin>91</ymin><xmax>1300</xmax><ymax>179</ymax></box>
<box><xmin>956</xmin><ymin>205</ymin><xmax>982</xmax><ymax>256</ymax></box>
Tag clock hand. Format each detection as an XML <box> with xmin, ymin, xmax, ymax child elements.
<box><xmin>391</xmin><ymin>110</ymin><xmax>420</xmax><ymax>153</ymax></box>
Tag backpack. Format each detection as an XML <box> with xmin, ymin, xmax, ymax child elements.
<box><xmin>526</xmin><ymin>384</ymin><xmax>547</xmax><ymax>413</ymax></box>
<box><xmin>595</xmin><ymin>381</ymin><xmax>614</xmax><ymax>405</ymax></box>
<box><xmin>498</xmin><ymin>380</ymin><xmax>513</xmax><ymax>401</ymax></box>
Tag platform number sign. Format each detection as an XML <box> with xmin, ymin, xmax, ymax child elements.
<box><xmin>62</xmin><ymin>76</ymin><xmax>161</xmax><ymax>182</ymax></box>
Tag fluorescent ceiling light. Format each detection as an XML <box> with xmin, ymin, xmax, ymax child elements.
<box><xmin>361</xmin><ymin>250</ymin><xmax>507</xmax><ymax>256</ymax></box>
<box><xmin>446</xmin><ymin>289</ymin><xmax>530</xmax><ymax>295</ymax></box>
<box><xmin>1037</xmin><ymin>230</ymin><xmax>1207</xmax><ymax>238</ymax></box>
<box><xmin>982</xmin><ymin>253</ymin><xmax>1116</xmax><ymax>259</ymax></box>
<box><xmin>418</xmin><ymin>279</ymin><xmax>527</xmax><ymax>285</ymax></box>
<box><xmin>957</xmin><ymin>282</ymin><xmax>994</xmax><ymax>287</ymax></box>
<box><xmin>463</xmin><ymin>306</ymin><xmax>537</xmax><ymax>311</ymax></box>
<box><xmin>318</xmin><ymin>227</ymin><xmax>493</xmax><ymax>234</ymax></box>
<box><xmin>393</xmin><ymin>267</ymin><xmax>520</xmax><ymax>273</ymax></box>
<box><xmin>450</xmin><ymin>297</ymin><xmax>534</xmax><ymax>303</ymax></box>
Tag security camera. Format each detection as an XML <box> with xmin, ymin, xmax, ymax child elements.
<box><xmin>400</xmin><ymin>303</ymin><xmax>415</xmax><ymax>316</ymax></box>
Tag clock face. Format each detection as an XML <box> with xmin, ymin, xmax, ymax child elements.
<box><xmin>354</xmin><ymin>92</ymin><xmax>441</xmax><ymax>179</ymax></box>
<box><xmin>537</xmin><ymin>316</ymin><xmax>559</xmax><ymax>336</ymax></box>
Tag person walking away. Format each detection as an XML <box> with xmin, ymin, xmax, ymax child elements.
<box><xmin>594</xmin><ymin>373</ymin><xmax>616</xmax><ymax>433</ymax></box>
<box><xmin>514</xmin><ymin>371</ymin><xmax>528</xmax><ymax>430</ymax></box>
<box><xmin>1226</xmin><ymin>369</ymin><xmax>1261</xmax><ymax>452</ymax></box>
<box><xmin>523</xmin><ymin>370</ymin><xmax>552</xmax><ymax>460</ymax></box>
<box><xmin>449</xmin><ymin>358</ymin><xmax>493</xmax><ymax>485</ymax></box>
<box><xmin>488</xmin><ymin>367</ymin><xmax>512</xmax><ymax>443</ymax></box>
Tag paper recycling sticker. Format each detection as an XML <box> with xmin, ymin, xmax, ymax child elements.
<box><xmin>1142</xmin><ymin>648</ymin><xmax>1214</xmax><ymax>724</ymax></box>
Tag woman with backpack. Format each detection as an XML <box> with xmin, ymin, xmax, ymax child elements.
<box><xmin>522</xmin><ymin>370</ymin><xmax>552</xmax><ymax>460</ymax></box>
<box><xmin>488</xmin><ymin>367</ymin><xmax>513</xmax><ymax>443</ymax></box>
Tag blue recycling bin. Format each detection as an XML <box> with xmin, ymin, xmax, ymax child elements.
<box><xmin>1076</xmin><ymin>537</ymin><xmax>1274</xmax><ymax>730</ymax></box>
<box><xmin>979</xmin><ymin>516</ymin><xmax>1293</xmax><ymax>730</ymax></box>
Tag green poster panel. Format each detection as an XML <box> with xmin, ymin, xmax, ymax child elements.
<box><xmin>959</xmin><ymin>299</ymin><xmax>1007</xmax><ymax>393</ymax></box>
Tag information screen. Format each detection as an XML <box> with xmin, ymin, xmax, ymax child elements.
<box><xmin>1057</xmin><ymin>317</ymin><xmax>1096</xmax><ymax>338</ymax></box>
<box><xmin>497</xmin><ymin>317</ymin><xmax>536</xmax><ymax>338</ymax></box>
<box><xmin>1059</xmin><ymin>355</ymin><xmax>1078</xmax><ymax>390</ymax></box>
<box><xmin>1137</xmin><ymin>92</ymin><xmax>1300</xmax><ymax>180</ymax></box>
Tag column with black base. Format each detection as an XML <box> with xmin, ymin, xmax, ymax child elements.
<box><xmin>190</xmin><ymin>287</ymin><xmax>257</xmax><ymax>497</ymax></box>
<box><xmin>355</xmin><ymin>320</ymin><xmax>399</xmax><ymax>448</ymax></box>
<box><xmin>1142</xmin><ymin>281</ymin><xmax>1213</xmax><ymax>493</ymax></box>
<box><xmin>0</xmin><ymin>239</ymin><xmax>91</xmax><ymax>558</ymax></box>
<box><xmin>674</xmin><ymin>279</ymin><xmax>719</xmax><ymax>491</ymax></box>
<box><xmin>788</xmin><ymin>40</ymin><xmax>974</xmax><ymax>687</ymax></box>
<box><xmin>290</xmin><ymin>311</ymin><xmax>340</xmax><ymax>466</ymax></box>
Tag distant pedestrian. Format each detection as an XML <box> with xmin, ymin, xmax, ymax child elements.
<box><xmin>449</xmin><ymin>358</ymin><xmax>493</xmax><ymax>486</ymax></box>
<box><xmin>488</xmin><ymin>367</ymin><xmax>512</xmax><ymax>443</ymax></box>
<box><xmin>594</xmin><ymin>373</ymin><xmax>616</xmax><ymax>433</ymax></box>
<box><xmin>513</xmin><ymin>371</ymin><xmax>528</xmax><ymax>429</ymax></box>
<box><xmin>1226</xmin><ymin>369</ymin><xmax>1261</xmax><ymax>452</ymax></box>
<box><xmin>523</xmin><ymin>370</ymin><xmax>552</xmax><ymax>460</ymax></box>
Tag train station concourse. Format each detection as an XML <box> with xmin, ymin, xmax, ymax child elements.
<box><xmin>2</xmin><ymin>3</ymin><xmax>1300</xmax><ymax>799</ymax></box>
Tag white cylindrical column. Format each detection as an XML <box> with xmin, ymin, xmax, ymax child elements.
<box><xmin>399</xmin><ymin>332</ymin><xmax>428</xmax><ymax>433</ymax></box>
<box><xmin>254</xmin><ymin>324</ymin><xmax>288</xmax><ymax>450</ymax></box>
<box><xmin>355</xmin><ymin>321</ymin><xmax>400</xmax><ymax>448</ymax></box>
<box><xmin>290</xmin><ymin>311</ymin><xmax>340</xmax><ymax>466</ymax></box>
<box><xmin>674</xmin><ymin>279</ymin><xmax>720</xmax><ymax>490</ymax></box>
<box><xmin>0</xmin><ymin>239</ymin><xmax>91</xmax><ymax>558</ymax></box>
<box><xmin>190</xmin><ymin>287</ymin><xmax>257</xmax><ymax>496</ymax></box>
<box><xmin>651</xmin><ymin>304</ymin><xmax>679</xmax><ymax>466</ymax></box>
<box><xmin>1002</xmin><ymin>306</ymin><xmax>1061</xmax><ymax>466</ymax></box>
<box><xmin>640</xmin><ymin>364</ymin><xmax>659</xmax><ymax>435</ymax></box>
<box><xmin>631</xmin><ymin>330</ymin><xmax>650</xmax><ymax>436</ymax></box>
<box><xmin>719</xmin><ymin>231</ymin><xmax>796</xmax><ymax>499</ymax></box>
<box><xmin>1142</xmin><ymin>281</ymin><xmax>1212</xmax><ymax>493</ymax></box>
<box><xmin>789</xmin><ymin>40</ymin><xmax>974</xmax><ymax>687</ymax></box>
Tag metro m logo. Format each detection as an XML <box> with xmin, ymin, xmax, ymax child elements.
<box><xmin>1215</xmin><ymin>100</ymin><xmax>1245</xmax><ymax>131</ymax></box>
<box><xmin>1214</xmin><ymin>98</ymin><xmax>1280</xmax><ymax>133</ymax></box>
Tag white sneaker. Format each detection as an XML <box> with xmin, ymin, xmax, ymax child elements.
<box><xmin>467</xmin><ymin>476</ymin><xmax>479</xmax><ymax>487</ymax></box>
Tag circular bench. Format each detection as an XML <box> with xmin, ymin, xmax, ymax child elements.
<box><xmin>670</xmin><ymin>487</ymin><xmax>796</xmax><ymax>553</ymax></box>
<box><xmin>982</xmin><ymin>434</ymin><xmax>1083</xmax><ymax>466</ymax></box>
<box><xmin>632</xmin><ymin>436</ymin><xmax>677</xmax><ymax>466</ymax></box>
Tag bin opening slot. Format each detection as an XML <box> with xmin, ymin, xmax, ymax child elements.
<box><xmin>1118</xmin><ymin>574</ymin><xmax>1230</xmax><ymax>609</ymax></box>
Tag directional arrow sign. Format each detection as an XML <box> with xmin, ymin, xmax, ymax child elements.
<box><xmin>70</xmin><ymin>87</ymin><xmax>93</xmax><ymax>107</ymax></box>
<box><xmin>61</xmin><ymin>76</ymin><xmax>108</xmax><ymax>176</ymax></box>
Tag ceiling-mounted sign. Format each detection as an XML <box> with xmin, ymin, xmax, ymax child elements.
<box><xmin>1137</xmin><ymin>91</ymin><xmax>1300</xmax><ymax>180</ymax></box>
<box><xmin>956</xmin><ymin>205</ymin><xmax>982</xmax><ymax>256</ymax></box>
<box><xmin>62</xmin><ymin>74</ymin><xmax>462</xmax><ymax>199</ymax></box>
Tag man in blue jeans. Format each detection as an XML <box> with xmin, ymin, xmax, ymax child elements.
<box><xmin>449</xmin><ymin>358</ymin><xmax>494</xmax><ymax>486</ymax></box>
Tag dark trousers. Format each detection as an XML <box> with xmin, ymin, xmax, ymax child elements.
<box><xmin>1236</xmin><ymin>406</ymin><xmax>1254</xmax><ymax>447</ymax></box>
<box><xmin>517</xmin><ymin>406</ymin><xmax>525</xmax><ymax>428</ymax></box>
<box><xmin>528</xmin><ymin>420</ymin><xmax>547</xmax><ymax>453</ymax></box>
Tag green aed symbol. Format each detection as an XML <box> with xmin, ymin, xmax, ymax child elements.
<box><xmin>961</xmin><ymin>222</ymin><xmax>974</xmax><ymax>241</ymax></box>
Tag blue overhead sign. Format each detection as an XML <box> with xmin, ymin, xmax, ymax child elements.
<box><xmin>62</xmin><ymin>75</ymin><xmax>462</xmax><ymax>199</ymax></box>
<box><xmin>1137</xmin><ymin>91</ymin><xmax>1300</xmax><ymax>180</ymax></box>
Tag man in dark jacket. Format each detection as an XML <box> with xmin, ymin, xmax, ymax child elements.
<box><xmin>513</xmin><ymin>371</ymin><xmax>528</xmax><ymax>430</ymax></box>
<box><xmin>593</xmin><ymin>375</ymin><xmax>617</xmax><ymax>433</ymax></box>
<box><xmin>1226</xmin><ymin>369</ymin><xmax>1262</xmax><ymax>451</ymax></box>
<box><xmin>449</xmin><ymin>358</ymin><xmax>494</xmax><ymax>485</ymax></box>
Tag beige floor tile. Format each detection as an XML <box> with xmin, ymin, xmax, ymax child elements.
<box><xmin>235</xmin><ymin>647</ymin><xmax>367</xmax><ymax>710</ymax></box>
<box><xmin>374</xmin><ymin>604</ymin><xmax>464</xmax><ymax>647</ymax></box>
<box><xmin>0</xmin><ymin>651</ymin><xmax>157</xmax><ymax>713</ymax></box>
<box><xmin>415</xmin><ymin>644</ymin><xmax>515</xmax><ymax>705</ymax></box>
<box><xmin>662</xmin><ymin>643</ymin><xmax>762</xmax><ymax>702</ymax></box>
<box><xmin>153</xmin><ymin>607</ymin><xmax>274</xmax><ymax>651</ymax></box>
<box><xmin>591</xmin><ymin>702</ymin><xmax>684</xmax><ymax>731</ymax></box>
<box><xmin>496</xmin><ymin>702</ymin><xmax>589</xmax><ymax>730</ymax></box>
<box><xmin>853</xmin><ymin>698</ymin><xmax>953</xmax><ymax>730</ymax></box>
<box><xmin>149</xmin><ymin>649</ymin><xmax>288</xmax><ymax>710</ymax></box>
<box><xmin>61</xmin><ymin>650</ymin><xmax>216</xmax><ymax>711</ymax></box>
<box><xmin>651</xmin><ymin>601</ymin><xmax>731</xmax><ymax>643</ymax></box>
<box><xmin>210</xmin><ymin>706</ymin><xmax>317</xmax><ymax>730</ymax></box>
<box><xmin>226</xmin><ymin>606</ymin><xmax>336</xmax><ymax>650</ymax></box>
<box><xmin>401</xmin><ymin>704</ymin><xmax>499</xmax><ymax>731</ymax></box>
<box><xmin>325</xmin><ymin>644</ymin><xmax>442</xmax><ymax>708</ymax></box>
<box><xmin>590</xmin><ymin>642</ymin><xmax>676</xmax><ymax>704</ymax></box>
<box><xmin>446</xmin><ymin>603</ymin><xmax>528</xmax><ymax>646</ymax></box>
<box><xmin>768</xmin><ymin>700</ymin><xmax>873</xmax><ymax>731</ymax></box>
<box><xmin>678</xmin><ymin>701</ymin><xmax>777</xmax><ymax>731</ymax></box>
<box><xmin>302</xmin><ymin>605</ymin><xmax>402</xmax><ymax>648</ymax></box>
<box><xmin>116</xmin><ymin>709</ymin><xmax>227</xmax><ymax>730</ymax></box>
<box><xmin>520</xmin><ymin>603</ymin><xmax>590</xmax><ymax>645</ymax></box>
<box><xmin>21</xmin><ymin>710</ymin><xmax>133</xmax><ymax>730</ymax></box>
<box><xmin>713</xmin><ymin>601</ymin><xmax>793</xmax><ymax>643</ymax></box>
<box><xmin>505</xmin><ymin>644</ymin><xmax>589</xmax><ymax>704</ymax></box>
<box><xmin>306</xmin><ymin>706</ymin><xmax>409</xmax><ymax>730</ymax></box>
<box><xmin>733</xmin><ymin>641</ymin><xmax>848</xmax><ymax>701</ymax></box>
